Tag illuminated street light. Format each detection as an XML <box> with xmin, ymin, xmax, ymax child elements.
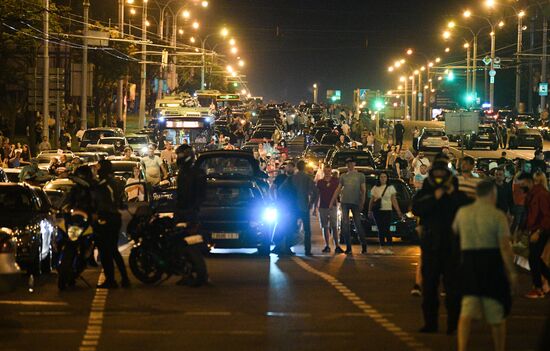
<box><xmin>145</xmin><ymin>20</ymin><xmax>150</xmax><ymax>27</ymax></box>
<box><xmin>189</xmin><ymin>36</ymin><xmax>196</xmax><ymax>43</ymax></box>
<box><xmin>178</xmin><ymin>28</ymin><xmax>184</xmax><ymax>35</ymax></box>
<box><xmin>394</xmin><ymin>61</ymin><xmax>402</xmax><ymax>68</ymax></box>
<box><xmin>518</xmin><ymin>10</ymin><xmax>525</xmax><ymax>18</ymax></box>
<box><xmin>231</xmin><ymin>71</ymin><xmax>237</xmax><ymax>77</ymax></box>
<box><xmin>130</xmin><ymin>8</ymin><xmax>136</xmax><ymax>15</ymax></box>
<box><xmin>398</xmin><ymin>85</ymin><xmax>403</xmax><ymax>90</ymax></box>
<box><xmin>127</xmin><ymin>0</ymin><xmax>134</xmax><ymax>4</ymax></box>
<box><xmin>192</xmin><ymin>21</ymin><xmax>200</xmax><ymax>29</ymax></box>
<box><xmin>448</xmin><ymin>21</ymin><xmax>456</xmax><ymax>28</ymax></box>
<box><xmin>229</xmin><ymin>38</ymin><xmax>236</xmax><ymax>46</ymax></box>
<box><xmin>238</xmin><ymin>60</ymin><xmax>245</xmax><ymax>67</ymax></box>
<box><xmin>399</xmin><ymin>76</ymin><xmax>406</xmax><ymax>82</ymax></box>
<box><xmin>221</xmin><ymin>27</ymin><xmax>229</xmax><ymax>37</ymax></box>
<box><xmin>201</xmin><ymin>1</ymin><xmax>209</xmax><ymax>8</ymax></box>
<box><xmin>414</xmin><ymin>70</ymin><xmax>419</xmax><ymax>75</ymax></box>
<box><xmin>182</xmin><ymin>10</ymin><xmax>190</xmax><ymax>19</ymax></box>
<box><xmin>498</xmin><ymin>21</ymin><xmax>504</xmax><ymax>28</ymax></box>
<box><xmin>428</xmin><ymin>62</ymin><xmax>434</xmax><ymax>67</ymax></box>
<box><xmin>435</xmin><ymin>57</ymin><xmax>441</xmax><ymax>63</ymax></box>
<box><xmin>420</xmin><ymin>66</ymin><xmax>425</xmax><ymax>71</ymax></box>
<box><xmin>226</xmin><ymin>65</ymin><xmax>234</xmax><ymax>73</ymax></box>
<box><xmin>241</xmin><ymin>89</ymin><xmax>247</xmax><ymax>95</ymax></box>
<box><xmin>464</xmin><ymin>42</ymin><xmax>470</xmax><ymax>48</ymax></box>
<box><xmin>230</xmin><ymin>46</ymin><xmax>238</xmax><ymax>54</ymax></box>
<box><xmin>406</xmin><ymin>48</ymin><xmax>413</xmax><ymax>55</ymax></box>
<box><xmin>445</xmin><ymin>47</ymin><xmax>450</xmax><ymax>53</ymax></box>
<box><xmin>463</xmin><ymin>10</ymin><xmax>471</xmax><ymax>18</ymax></box>
<box><xmin>388</xmin><ymin>66</ymin><xmax>394</xmax><ymax>72</ymax></box>
<box><xmin>442</xmin><ymin>30</ymin><xmax>451</xmax><ymax>39</ymax></box>
<box><xmin>400</xmin><ymin>59</ymin><xmax>405</xmax><ymax>64</ymax></box>
<box><xmin>485</xmin><ymin>0</ymin><xmax>495</xmax><ymax>8</ymax></box>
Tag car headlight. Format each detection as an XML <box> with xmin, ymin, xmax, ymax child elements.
<box><xmin>262</xmin><ymin>207</ymin><xmax>278</xmax><ymax>223</ymax></box>
<box><xmin>307</xmin><ymin>161</ymin><xmax>316</xmax><ymax>168</ymax></box>
<box><xmin>67</xmin><ymin>226</ymin><xmax>83</xmax><ymax>241</ymax></box>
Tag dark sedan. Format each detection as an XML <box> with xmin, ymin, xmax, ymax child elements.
<box><xmin>0</xmin><ymin>184</ymin><xmax>56</xmax><ymax>275</ymax></box>
<box><xmin>326</xmin><ymin>149</ymin><xmax>375</xmax><ymax>170</ymax></box>
<box><xmin>199</xmin><ymin>179</ymin><xmax>273</xmax><ymax>255</ymax></box>
<box><xmin>464</xmin><ymin>125</ymin><xmax>498</xmax><ymax>150</ymax></box>
<box><xmin>509</xmin><ymin>128</ymin><xmax>543</xmax><ymax>149</ymax></box>
<box><xmin>302</xmin><ymin>144</ymin><xmax>334</xmax><ymax>174</ymax></box>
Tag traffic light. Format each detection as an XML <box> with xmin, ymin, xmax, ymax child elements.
<box><xmin>465</xmin><ymin>93</ymin><xmax>474</xmax><ymax>104</ymax></box>
<box><xmin>374</xmin><ymin>99</ymin><xmax>384</xmax><ymax>111</ymax></box>
<box><xmin>447</xmin><ymin>70</ymin><xmax>455</xmax><ymax>81</ymax></box>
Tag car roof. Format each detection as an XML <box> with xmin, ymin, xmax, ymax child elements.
<box><xmin>100</xmin><ymin>136</ymin><xmax>126</xmax><ymax>140</ymax></box>
<box><xmin>423</xmin><ymin>127</ymin><xmax>445</xmax><ymax>132</ymax></box>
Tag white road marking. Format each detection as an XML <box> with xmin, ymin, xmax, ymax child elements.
<box><xmin>79</xmin><ymin>272</ymin><xmax>108</xmax><ymax>351</ymax></box>
<box><xmin>184</xmin><ymin>311</ymin><xmax>232</xmax><ymax>316</ymax></box>
<box><xmin>292</xmin><ymin>257</ymin><xmax>431</xmax><ymax>351</ymax></box>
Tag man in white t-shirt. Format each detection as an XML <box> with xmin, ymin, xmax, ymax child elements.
<box><xmin>414</xmin><ymin>164</ymin><xmax>429</xmax><ymax>190</ymax></box>
<box><xmin>141</xmin><ymin>145</ymin><xmax>166</xmax><ymax>186</ymax></box>
<box><xmin>160</xmin><ymin>142</ymin><xmax>177</xmax><ymax>165</ymax></box>
<box><xmin>412</xmin><ymin>152</ymin><xmax>431</xmax><ymax>175</ymax></box>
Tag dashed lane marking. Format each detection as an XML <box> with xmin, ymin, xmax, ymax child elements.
<box><xmin>79</xmin><ymin>272</ymin><xmax>108</xmax><ymax>351</ymax></box>
<box><xmin>292</xmin><ymin>257</ymin><xmax>431</xmax><ymax>351</ymax></box>
<box><xmin>0</xmin><ymin>300</ymin><xmax>68</xmax><ymax>306</ymax></box>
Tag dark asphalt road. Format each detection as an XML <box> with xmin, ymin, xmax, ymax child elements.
<box><xmin>1</xmin><ymin>216</ymin><xmax>548</xmax><ymax>351</ymax></box>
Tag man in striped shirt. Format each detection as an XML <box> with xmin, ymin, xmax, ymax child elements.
<box><xmin>457</xmin><ymin>156</ymin><xmax>481</xmax><ymax>200</ymax></box>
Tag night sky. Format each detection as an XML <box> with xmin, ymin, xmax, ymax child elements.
<box><xmin>204</xmin><ymin>0</ymin><xmax>522</xmax><ymax>105</ymax></box>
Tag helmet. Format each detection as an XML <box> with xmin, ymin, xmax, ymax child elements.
<box><xmin>175</xmin><ymin>144</ymin><xmax>195</xmax><ymax>168</ymax></box>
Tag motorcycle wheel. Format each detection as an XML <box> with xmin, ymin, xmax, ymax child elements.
<box><xmin>129</xmin><ymin>247</ymin><xmax>163</xmax><ymax>284</ymax></box>
<box><xmin>181</xmin><ymin>246</ymin><xmax>208</xmax><ymax>287</ymax></box>
<box><xmin>57</xmin><ymin>247</ymin><xmax>75</xmax><ymax>291</ymax></box>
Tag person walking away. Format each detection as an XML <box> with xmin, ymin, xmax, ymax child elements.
<box><xmin>453</xmin><ymin>180</ymin><xmax>517</xmax><ymax>351</ymax></box>
<box><xmin>412</xmin><ymin>160</ymin><xmax>471</xmax><ymax>334</ymax></box>
<box><xmin>94</xmin><ymin>160</ymin><xmax>130</xmax><ymax>289</ymax></box>
<box><xmin>368</xmin><ymin>171</ymin><xmax>403</xmax><ymax>254</ymax></box>
<box><xmin>141</xmin><ymin>145</ymin><xmax>166</xmax><ymax>186</ymax></box>
<box><xmin>314</xmin><ymin>165</ymin><xmax>343</xmax><ymax>254</ymax></box>
<box><xmin>493</xmin><ymin>168</ymin><xmax>514</xmax><ymax>216</ymax></box>
<box><xmin>518</xmin><ymin>172</ymin><xmax>550</xmax><ymax>299</ymax></box>
<box><xmin>290</xmin><ymin>160</ymin><xmax>317</xmax><ymax>255</ymax></box>
<box><xmin>457</xmin><ymin>156</ymin><xmax>480</xmax><ymax>200</ymax></box>
<box><xmin>412</xmin><ymin>127</ymin><xmax>420</xmax><ymax>152</ymax></box>
<box><xmin>394</xmin><ymin>121</ymin><xmax>405</xmax><ymax>150</ymax></box>
<box><xmin>272</xmin><ymin>162</ymin><xmax>298</xmax><ymax>255</ymax></box>
<box><xmin>38</xmin><ymin>136</ymin><xmax>51</xmax><ymax>152</ymax></box>
<box><xmin>329</xmin><ymin>157</ymin><xmax>367</xmax><ymax>254</ymax></box>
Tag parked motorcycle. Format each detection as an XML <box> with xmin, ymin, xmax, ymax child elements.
<box><xmin>126</xmin><ymin>205</ymin><xmax>208</xmax><ymax>286</ymax></box>
<box><xmin>55</xmin><ymin>209</ymin><xmax>94</xmax><ymax>290</ymax></box>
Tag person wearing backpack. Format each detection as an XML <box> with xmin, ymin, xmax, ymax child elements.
<box><xmin>368</xmin><ymin>171</ymin><xmax>404</xmax><ymax>255</ymax></box>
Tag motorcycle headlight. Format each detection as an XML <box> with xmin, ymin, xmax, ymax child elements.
<box><xmin>67</xmin><ymin>226</ymin><xmax>83</xmax><ymax>241</ymax></box>
<box><xmin>262</xmin><ymin>207</ymin><xmax>278</xmax><ymax>223</ymax></box>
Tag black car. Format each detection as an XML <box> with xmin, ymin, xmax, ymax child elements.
<box><xmin>326</xmin><ymin>149</ymin><xmax>375</xmax><ymax>170</ymax></box>
<box><xmin>302</xmin><ymin>144</ymin><xmax>334</xmax><ymax>174</ymax></box>
<box><xmin>0</xmin><ymin>183</ymin><xmax>56</xmax><ymax>275</ymax></box>
<box><xmin>509</xmin><ymin>128</ymin><xmax>543</xmax><ymax>149</ymax></box>
<box><xmin>320</xmin><ymin>133</ymin><xmax>351</xmax><ymax>146</ymax></box>
<box><xmin>79</xmin><ymin>127</ymin><xmax>125</xmax><ymax>148</ymax></box>
<box><xmin>199</xmin><ymin>179</ymin><xmax>272</xmax><ymax>255</ymax></box>
<box><xmin>310</xmin><ymin>127</ymin><xmax>332</xmax><ymax>144</ymax></box>
<box><xmin>463</xmin><ymin>125</ymin><xmax>498</xmax><ymax>150</ymax></box>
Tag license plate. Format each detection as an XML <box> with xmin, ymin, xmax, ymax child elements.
<box><xmin>211</xmin><ymin>233</ymin><xmax>239</xmax><ymax>239</ymax></box>
<box><xmin>525</xmin><ymin>137</ymin><xmax>534</xmax><ymax>140</ymax></box>
<box><xmin>184</xmin><ymin>235</ymin><xmax>203</xmax><ymax>245</ymax></box>
<box><xmin>390</xmin><ymin>225</ymin><xmax>396</xmax><ymax>232</ymax></box>
<box><xmin>371</xmin><ymin>225</ymin><xmax>378</xmax><ymax>232</ymax></box>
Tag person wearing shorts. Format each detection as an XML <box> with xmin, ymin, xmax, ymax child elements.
<box><xmin>452</xmin><ymin>180</ymin><xmax>516</xmax><ymax>351</ymax></box>
<box><xmin>314</xmin><ymin>166</ymin><xmax>343</xmax><ymax>254</ymax></box>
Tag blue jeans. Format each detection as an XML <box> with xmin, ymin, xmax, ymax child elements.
<box><xmin>340</xmin><ymin>203</ymin><xmax>366</xmax><ymax>250</ymax></box>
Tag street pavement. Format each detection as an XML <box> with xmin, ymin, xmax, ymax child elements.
<box><xmin>1</xmin><ymin>217</ymin><xmax>548</xmax><ymax>351</ymax></box>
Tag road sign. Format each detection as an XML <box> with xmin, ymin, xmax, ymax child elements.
<box><xmin>490</xmin><ymin>76</ymin><xmax>495</xmax><ymax>84</ymax></box>
<box><xmin>539</xmin><ymin>82</ymin><xmax>548</xmax><ymax>96</ymax></box>
<box><xmin>482</xmin><ymin>56</ymin><xmax>491</xmax><ymax>65</ymax></box>
<box><xmin>489</xmin><ymin>69</ymin><xmax>496</xmax><ymax>77</ymax></box>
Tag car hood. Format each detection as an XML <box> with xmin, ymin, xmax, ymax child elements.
<box><xmin>0</xmin><ymin>211</ymin><xmax>41</xmax><ymax>231</ymax></box>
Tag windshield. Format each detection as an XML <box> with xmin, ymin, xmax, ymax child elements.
<box><xmin>305</xmin><ymin>147</ymin><xmax>332</xmax><ymax>158</ymax></box>
<box><xmin>251</xmin><ymin>131</ymin><xmax>273</xmax><ymax>139</ymax></box>
<box><xmin>333</xmin><ymin>154</ymin><xmax>374</xmax><ymax>168</ymax></box>
<box><xmin>98</xmin><ymin>139</ymin><xmax>123</xmax><ymax>145</ymax></box>
<box><xmin>83</xmin><ymin>130</ymin><xmax>115</xmax><ymax>141</ymax></box>
<box><xmin>198</xmin><ymin>157</ymin><xmax>255</xmax><ymax>177</ymax></box>
<box><xmin>478</xmin><ymin>127</ymin><xmax>494</xmax><ymax>134</ymax></box>
<box><xmin>127</xmin><ymin>137</ymin><xmax>148</xmax><ymax>144</ymax></box>
<box><xmin>424</xmin><ymin>130</ymin><xmax>445</xmax><ymax>137</ymax></box>
<box><xmin>0</xmin><ymin>188</ymin><xmax>35</xmax><ymax>211</ymax></box>
<box><xmin>518</xmin><ymin>129</ymin><xmax>538</xmax><ymax>135</ymax></box>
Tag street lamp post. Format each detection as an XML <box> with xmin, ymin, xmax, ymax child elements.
<box><xmin>81</xmin><ymin>0</ymin><xmax>90</xmax><ymax>130</ymax></box>
<box><xmin>138</xmin><ymin>0</ymin><xmax>148</xmax><ymax>129</ymax></box>
<box><xmin>465</xmin><ymin>43</ymin><xmax>471</xmax><ymax>97</ymax></box>
<box><xmin>313</xmin><ymin>84</ymin><xmax>318</xmax><ymax>104</ymax></box>
<box><xmin>489</xmin><ymin>30</ymin><xmax>495</xmax><ymax>109</ymax></box>
<box><xmin>516</xmin><ymin>11</ymin><xmax>524</xmax><ymax>111</ymax></box>
<box><xmin>42</xmin><ymin>0</ymin><xmax>50</xmax><ymax>141</ymax></box>
<box><xmin>117</xmin><ymin>0</ymin><xmax>125</xmax><ymax>129</ymax></box>
<box><xmin>411</xmin><ymin>76</ymin><xmax>416</xmax><ymax>120</ymax></box>
<box><xmin>541</xmin><ymin>15</ymin><xmax>548</xmax><ymax>112</ymax></box>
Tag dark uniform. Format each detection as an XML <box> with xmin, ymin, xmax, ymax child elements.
<box><xmin>176</xmin><ymin>163</ymin><xmax>207</xmax><ymax>223</ymax></box>
<box><xmin>94</xmin><ymin>172</ymin><xmax>128</xmax><ymax>288</ymax></box>
<box><xmin>413</xmin><ymin>173</ymin><xmax>470</xmax><ymax>333</ymax></box>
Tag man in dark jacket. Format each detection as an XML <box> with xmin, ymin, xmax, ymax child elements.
<box><xmin>175</xmin><ymin>144</ymin><xmax>207</xmax><ymax>223</ymax></box>
<box><xmin>394</xmin><ymin>121</ymin><xmax>405</xmax><ymax>150</ymax></box>
<box><xmin>94</xmin><ymin>160</ymin><xmax>129</xmax><ymax>289</ymax></box>
<box><xmin>412</xmin><ymin>160</ymin><xmax>471</xmax><ymax>334</ymax></box>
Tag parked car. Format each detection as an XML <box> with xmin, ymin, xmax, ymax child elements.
<box><xmin>0</xmin><ymin>228</ymin><xmax>21</xmax><ymax>292</ymax></box>
<box><xmin>248</xmin><ymin>130</ymin><xmax>274</xmax><ymax>144</ymax></box>
<box><xmin>302</xmin><ymin>144</ymin><xmax>334</xmax><ymax>174</ymax></box>
<box><xmin>79</xmin><ymin>127</ymin><xmax>124</xmax><ymax>148</ymax></box>
<box><xmin>0</xmin><ymin>183</ymin><xmax>56</xmax><ymax>276</ymax></box>
<box><xmin>326</xmin><ymin>149</ymin><xmax>375</xmax><ymax>172</ymax></box>
<box><xmin>43</xmin><ymin>178</ymin><xmax>75</xmax><ymax>210</ymax></box>
<box><xmin>96</xmin><ymin>137</ymin><xmax>129</xmax><ymax>155</ymax></box>
<box><xmin>126</xmin><ymin>134</ymin><xmax>152</xmax><ymax>156</ymax></box>
<box><xmin>463</xmin><ymin>124</ymin><xmax>498</xmax><ymax>150</ymax></box>
<box><xmin>509</xmin><ymin>128</ymin><xmax>543</xmax><ymax>149</ymax></box>
<box><xmin>417</xmin><ymin>128</ymin><xmax>449</xmax><ymax>151</ymax></box>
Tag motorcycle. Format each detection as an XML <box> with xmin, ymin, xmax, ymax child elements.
<box><xmin>125</xmin><ymin>186</ymin><xmax>208</xmax><ymax>286</ymax></box>
<box><xmin>55</xmin><ymin>209</ymin><xmax>94</xmax><ymax>290</ymax></box>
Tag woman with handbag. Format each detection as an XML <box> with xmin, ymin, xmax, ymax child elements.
<box><xmin>368</xmin><ymin>171</ymin><xmax>404</xmax><ymax>255</ymax></box>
